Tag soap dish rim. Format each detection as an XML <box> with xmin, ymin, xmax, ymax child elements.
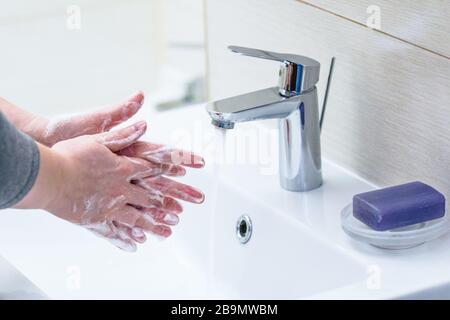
<box><xmin>341</xmin><ymin>204</ymin><xmax>450</xmax><ymax>249</ymax></box>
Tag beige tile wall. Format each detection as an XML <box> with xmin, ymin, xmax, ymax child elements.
<box><xmin>301</xmin><ymin>0</ymin><xmax>450</xmax><ymax>58</ymax></box>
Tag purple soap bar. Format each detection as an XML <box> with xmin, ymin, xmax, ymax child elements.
<box><xmin>353</xmin><ymin>181</ymin><xmax>446</xmax><ymax>231</ymax></box>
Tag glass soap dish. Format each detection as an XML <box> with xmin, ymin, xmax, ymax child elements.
<box><xmin>341</xmin><ymin>204</ymin><xmax>450</xmax><ymax>250</ymax></box>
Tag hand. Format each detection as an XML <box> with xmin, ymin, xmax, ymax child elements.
<box><xmin>0</xmin><ymin>92</ymin><xmax>144</xmax><ymax>147</ymax></box>
<box><xmin>46</xmin><ymin>121</ymin><xmax>195</xmax><ymax>252</ymax></box>
<box><xmin>39</xmin><ymin>92</ymin><xmax>145</xmax><ymax>146</ymax></box>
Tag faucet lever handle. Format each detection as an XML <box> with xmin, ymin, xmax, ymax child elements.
<box><xmin>229</xmin><ymin>46</ymin><xmax>284</xmax><ymax>62</ymax></box>
<box><xmin>229</xmin><ymin>46</ymin><xmax>318</xmax><ymax>68</ymax></box>
<box><xmin>228</xmin><ymin>45</ymin><xmax>320</xmax><ymax>96</ymax></box>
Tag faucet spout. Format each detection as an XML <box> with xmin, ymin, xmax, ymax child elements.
<box><xmin>206</xmin><ymin>87</ymin><xmax>299</xmax><ymax>127</ymax></box>
<box><xmin>211</xmin><ymin>119</ymin><xmax>235</xmax><ymax>129</ymax></box>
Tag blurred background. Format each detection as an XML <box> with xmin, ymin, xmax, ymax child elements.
<box><xmin>0</xmin><ymin>0</ymin><xmax>206</xmax><ymax>117</ymax></box>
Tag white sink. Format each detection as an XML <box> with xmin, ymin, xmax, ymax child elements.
<box><xmin>1</xmin><ymin>104</ymin><xmax>450</xmax><ymax>299</ymax></box>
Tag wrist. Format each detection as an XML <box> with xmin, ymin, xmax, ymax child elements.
<box><xmin>40</xmin><ymin>146</ymin><xmax>69</xmax><ymax>213</ymax></box>
<box><xmin>0</xmin><ymin>98</ymin><xmax>48</xmax><ymax>143</ymax></box>
<box><xmin>22</xmin><ymin>116</ymin><xmax>50</xmax><ymax>146</ymax></box>
<box><xmin>14</xmin><ymin>144</ymin><xmax>66</xmax><ymax>211</ymax></box>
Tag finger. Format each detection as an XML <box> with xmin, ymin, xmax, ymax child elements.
<box><xmin>131</xmin><ymin>227</ymin><xmax>147</xmax><ymax>243</ymax></box>
<box><xmin>160</xmin><ymin>196</ymin><xmax>183</xmax><ymax>214</ymax></box>
<box><xmin>114</xmin><ymin>221</ymin><xmax>147</xmax><ymax>244</ymax></box>
<box><xmin>126</xmin><ymin>184</ymin><xmax>163</xmax><ymax>209</ymax></box>
<box><xmin>85</xmin><ymin>221</ymin><xmax>116</xmax><ymax>238</ymax></box>
<box><xmin>141</xmin><ymin>208</ymin><xmax>180</xmax><ymax>226</ymax></box>
<box><xmin>127</xmin><ymin>185</ymin><xmax>184</xmax><ymax>214</ymax></box>
<box><xmin>97</xmin><ymin>121</ymin><xmax>147</xmax><ymax>152</ymax></box>
<box><xmin>139</xmin><ymin>176</ymin><xmax>204</xmax><ymax>204</ymax></box>
<box><xmin>113</xmin><ymin>205</ymin><xmax>143</xmax><ymax>228</ymax></box>
<box><xmin>119</xmin><ymin>142</ymin><xmax>205</xmax><ymax>168</ymax></box>
<box><xmin>123</xmin><ymin>157</ymin><xmax>186</xmax><ymax>180</ymax></box>
<box><xmin>106</xmin><ymin>237</ymin><xmax>137</xmax><ymax>252</ymax></box>
<box><xmin>87</xmin><ymin>223</ymin><xmax>138</xmax><ymax>252</ymax></box>
<box><xmin>135</xmin><ymin>214</ymin><xmax>172</xmax><ymax>238</ymax></box>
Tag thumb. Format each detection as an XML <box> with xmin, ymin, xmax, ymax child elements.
<box><xmin>97</xmin><ymin>121</ymin><xmax>147</xmax><ymax>152</ymax></box>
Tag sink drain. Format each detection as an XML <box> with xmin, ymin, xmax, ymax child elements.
<box><xmin>236</xmin><ymin>215</ymin><xmax>252</xmax><ymax>244</ymax></box>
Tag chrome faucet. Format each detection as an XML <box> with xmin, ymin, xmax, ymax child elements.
<box><xmin>206</xmin><ymin>46</ymin><xmax>331</xmax><ymax>192</ymax></box>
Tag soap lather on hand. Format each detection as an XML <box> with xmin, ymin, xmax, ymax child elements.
<box><xmin>353</xmin><ymin>181</ymin><xmax>446</xmax><ymax>231</ymax></box>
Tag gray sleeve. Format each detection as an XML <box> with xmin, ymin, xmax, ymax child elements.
<box><xmin>0</xmin><ymin>112</ymin><xmax>40</xmax><ymax>209</ymax></box>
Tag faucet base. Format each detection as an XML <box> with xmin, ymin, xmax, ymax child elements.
<box><xmin>278</xmin><ymin>89</ymin><xmax>322</xmax><ymax>192</ymax></box>
<box><xmin>280</xmin><ymin>175</ymin><xmax>323</xmax><ymax>192</ymax></box>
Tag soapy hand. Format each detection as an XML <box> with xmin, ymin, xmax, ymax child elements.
<box><xmin>20</xmin><ymin>92</ymin><xmax>146</xmax><ymax>147</ymax></box>
<box><xmin>0</xmin><ymin>92</ymin><xmax>144</xmax><ymax>148</ymax></box>
<box><xmin>46</xmin><ymin>121</ymin><xmax>204</xmax><ymax>252</ymax></box>
<box><xmin>46</xmin><ymin>121</ymin><xmax>164</xmax><ymax>251</ymax></box>
<box><xmin>60</xmin><ymin>92</ymin><xmax>207</xmax><ymax>232</ymax></box>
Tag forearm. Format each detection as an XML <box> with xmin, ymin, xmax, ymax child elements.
<box><xmin>0</xmin><ymin>97</ymin><xmax>48</xmax><ymax>144</ymax></box>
